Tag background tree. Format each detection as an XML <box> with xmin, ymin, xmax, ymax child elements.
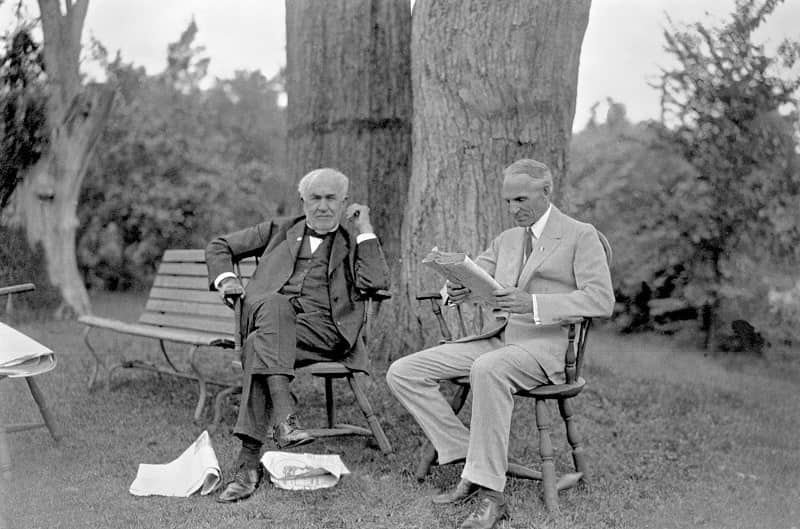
<box><xmin>285</xmin><ymin>0</ymin><xmax>411</xmax><ymax>282</ymax></box>
<box><xmin>398</xmin><ymin>0</ymin><xmax>592</xmax><ymax>351</ymax></box>
<box><xmin>78</xmin><ymin>22</ymin><xmax>289</xmax><ymax>290</ymax></box>
<box><xmin>655</xmin><ymin>0</ymin><xmax>800</xmax><ymax>347</ymax></box>
<box><xmin>3</xmin><ymin>0</ymin><xmax>114</xmax><ymax>317</ymax></box>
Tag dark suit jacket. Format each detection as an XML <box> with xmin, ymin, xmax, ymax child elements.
<box><xmin>205</xmin><ymin>215</ymin><xmax>390</xmax><ymax>371</ymax></box>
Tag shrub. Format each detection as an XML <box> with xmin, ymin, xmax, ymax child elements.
<box><xmin>0</xmin><ymin>224</ymin><xmax>62</xmax><ymax>319</ymax></box>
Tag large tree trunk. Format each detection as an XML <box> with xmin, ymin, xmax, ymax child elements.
<box><xmin>15</xmin><ymin>0</ymin><xmax>115</xmax><ymax>317</ymax></box>
<box><xmin>397</xmin><ymin>0</ymin><xmax>592</xmax><ymax>353</ymax></box>
<box><xmin>286</xmin><ymin>0</ymin><xmax>412</xmax><ymax>357</ymax></box>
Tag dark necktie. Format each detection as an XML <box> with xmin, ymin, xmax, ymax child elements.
<box><xmin>523</xmin><ymin>227</ymin><xmax>534</xmax><ymax>263</ymax></box>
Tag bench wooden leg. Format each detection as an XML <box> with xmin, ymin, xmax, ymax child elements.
<box><xmin>347</xmin><ymin>373</ymin><xmax>392</xmax><ymax>454</ymax></box>
<box><xmin>536</xmin><ymin>399</ymin><xmax>559</xmax><ymax>513</ymax></box>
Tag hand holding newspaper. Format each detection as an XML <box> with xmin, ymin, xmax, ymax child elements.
<box><xmin>422</xmin><ymin>247</ymin><xmax>502</xmax><ymax>305</ymax></box>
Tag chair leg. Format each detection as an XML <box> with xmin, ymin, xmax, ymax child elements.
<box><xmin>25</xmin><ymin>378</ymin><xmax>61</xmax><ymax>443</ymax></box>
<box><xmin>347</xmin><ymin>373</ymin><xmax>393</xmax><ymax>454</ymax></box>
<box><xmin>536</xmin><ymin>399</ymin><xmax>559</xmax><ymax>513</ymax></box>
<box><xmin>558</xmin><ymin>398</ymin><xmax>587</xmax><ymax>479</ymax></box>
<box><xmin>414</xmin><ymin>382</ymin><xmax>471</xmax><ymax>481</ymax></box>
<box><xmin>0</xmin><ymin>426</ymin><xmax>10</xmax><ymax>480</ymax></box>
<box><xmin>325</xmin><ymin>377</ymin><xmax>336</xmax><ymax>428</ymax></box>
<box><xmin>415</xmin><ymin>443</ymin><xmax>438</xmax><ymax>482</ymax></box>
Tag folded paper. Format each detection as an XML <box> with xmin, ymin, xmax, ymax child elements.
<box><xmin>129</xmin><ymin>430</ymin><xmax>221</xmax><ymax>497</ymax></box>
<box><xmin>0</xmin><ymin>322</ymin><xmax>57</xmax><ymax>377</ymax></box>
<box><xmin>261</xmin><ymin>451</ymin><xmax>350</xmax><ymax>490</ymax></box>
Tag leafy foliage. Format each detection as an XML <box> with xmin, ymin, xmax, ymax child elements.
<box><xmin>0</xmin><ymin>224</ymin><xmax>62</xmax><ymax>319</ymax></box>
<box><xmin>654</xmin><ymin>0</ymin><xmax>800</xmax><ymax>345</ymax></box>
<box><xmin>568</xmin><ymin>1</ymin><xmax>800</xmax><ymax>348</ymax></box>
<box><xmin>0</xmin><ymin>26</ymin><xmax>47</xmax><ymax>208</ymax></box>
<box><xmin>77</xmin><ymin>23</ymin><xmax>290</xmax><ymax>289</ymax></box>
<box><xmin>567</xmin><ymin>102</ymin><xmax>699</xmax><ymax>333</ymax></box>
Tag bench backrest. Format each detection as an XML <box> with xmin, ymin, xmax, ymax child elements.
<box><xmin>139</xmin><ymin>249</ymin><xmax>256</xmax><ymax>337</ymax></box>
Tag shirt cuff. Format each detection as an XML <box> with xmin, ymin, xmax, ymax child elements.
<box><xmin>356</xmin><ymin>233</ymin><xmax>377</xmax><ymax>244</ymax></box>
<box><xmin>532</xmin><ymin>294</ymin><xmax>541</xmax><ymax>324</ymax></box>
<box><xmin>213</xmin><ymin>272</ymin><xmax>238</xmax><ymax>290</ymax></box>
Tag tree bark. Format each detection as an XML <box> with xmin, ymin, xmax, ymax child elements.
<box><xmin>12</xmin><ymin>0</ymin><xmax>116</xmax><ymax>316</ymax></box>
<box><xmin>286</xmin><ymin>0</ymin><xmax>412</xmax><ymax>356</ymax></box>
<box><xmin>397</xmin><ymin>0</ymin><xmax>592</xmax><ymax>352</ymax></box>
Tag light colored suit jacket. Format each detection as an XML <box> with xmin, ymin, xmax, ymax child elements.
<box><xmin>458</xmin><ymin>206</ymin><xmax>614</xmax><ymax>379</ymax></box>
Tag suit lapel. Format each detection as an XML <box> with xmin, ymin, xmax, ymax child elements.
<box><xmin>328</xmin><ymin>228</ymin><xmax>350</xmax><ymax>276</ymax></box>
<box><xmin>517</xmin><ymin>206</ymin><xmax>564</xmax><ymax>287</ymax></box>
<box><xmin>286</xmin><ymin>220</ymin><xmax>306</xmax><ymax>262</ymax></box>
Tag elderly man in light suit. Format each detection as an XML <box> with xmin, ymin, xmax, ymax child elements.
<box><xmin>387</xmin><ymin>159</ymin><xmax>614</xmax><ymax>529</ymax></box>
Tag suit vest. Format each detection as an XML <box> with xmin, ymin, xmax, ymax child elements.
<box><xmin>280</xmin><ymin>233</ymin><xmax>333</xmax><ymax>315</ymax></box>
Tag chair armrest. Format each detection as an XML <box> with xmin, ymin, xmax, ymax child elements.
<box><xmin>415</xmin><ymin>291</ymin><xmax>442</xmax><ymax>301</ymax></box>
<box><xmin>359</xmin><ymin>289</ymin><xmax>392</xmax><ymax>302</ymax></box>
<box><xmin>0</xmin><ymin>283</ymin><xmax>36</xmax><ymax>296</ymax></box>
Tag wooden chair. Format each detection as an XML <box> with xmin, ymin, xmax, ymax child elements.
<box><xmin>414</xmin><ymin>232</ymin><xmax>612</xmax><ymax>513</ymax></box>
<box><xmin>0</xmin><ymin>283</ymin><xmax>62</xmax><ymax>480</ymax></box>
<box><xmin>209</xmin><ymin>258</ymin><xmax>394</xmax><ymax>455</ymax></box>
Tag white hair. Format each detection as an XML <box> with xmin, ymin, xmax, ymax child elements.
<box><xmin>297</xmin><ymin>168</ymin><xmax>349</xmax><ymax>199</ymax></box>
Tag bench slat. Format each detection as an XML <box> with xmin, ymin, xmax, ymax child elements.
<box><xmin>145</xmin><ymin>298</ymin><xmax>232</xmax><ymax>319</ymax></box>
<box><xmin>139</xmin><ymin>312</ymin><xmax>234</xmax><ymax>335</ymax></box>
<box><xmin>153</xmin><ymin>275</ymin><xmax>209</xmax><ymax>290</ymax></box>
<box><xmin>158</xmin><ymin>262</ymin><xmax>209</xmax><ymax>277</ymax></box>
<box><xmin>150</xmin><ymin>287</ymin><xmax>221</xmax><ymax>304</ymax></box>
<box><xmin>161</xmin><ymin>249</ymin><xmax>206</xmax><ymax>262</ymax></box>
<box><xmin>156</xmin><ymin>261</ymin><xmax>258</xmax><ymax>279</ymax></box>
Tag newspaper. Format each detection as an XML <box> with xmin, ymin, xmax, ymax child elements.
<box><xmin>261</xmin><ymin>451</ymin><xmax>350</xmax><ymax>491</ymax></box>
<box><xmin>0</xmin><ymin>322</ymin><xmax>57</xmax><ymax>377</ymax></box>
<box><xmin>129</xmin><ymin>430</ymin><xmax>221</xmax><ymax>497</ymax></box>
<box><xmin>422</xmin><ymin>247</ymin><xmax>502</xmax><ymax>304</ymax></box>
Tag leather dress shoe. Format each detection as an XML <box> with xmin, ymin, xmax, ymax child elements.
<box><xmin>460</xmin><ymin>496</ymin><xmax>509</xmax><ymax>529</ymax></box>
<box><xmin>431</xmin><ymin>478</ymin><xmax>480</xmax><ymax>505</ymax></box>
<box><xmin>273</xmin><ymin>414</ymin><xmax>315</xmax><ymax>449</ymax></box>
<box><xmin>216</xmin><ymin>464</ymin><xmax>263</xmax><ymax>503</ymax></box>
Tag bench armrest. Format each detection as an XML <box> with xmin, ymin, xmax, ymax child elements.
<box><xmin>0</xmin><ymin>283</ymin><xmax>35</xmax><ymax>296</ymax></box>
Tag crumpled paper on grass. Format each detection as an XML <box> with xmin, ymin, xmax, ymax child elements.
<box><xmin>129</xmin><ymin>430</ymin><xmax>221</xmax><ymax>497</ymax></box>
<box><xmin>261</xmin><ymin>451</ymin><xmax>350</xmax><ymax>490</ymax></box>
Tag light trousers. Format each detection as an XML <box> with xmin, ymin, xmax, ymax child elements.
<box><xmin>386</xmin><ymin>337</ymin><xmax>554</xmax><ymax>492</ymax></box>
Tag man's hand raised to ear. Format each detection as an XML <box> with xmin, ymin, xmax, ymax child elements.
<box><xmin>219</xmin><ymin>277</ymin><xmax>245</xmax><ymax>309</ymax></box>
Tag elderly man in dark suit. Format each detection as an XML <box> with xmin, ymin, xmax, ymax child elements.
<box><xmin>206</xmin><ymin>168</ymin><xmax>390</xmax><ymax>503</ymax></box>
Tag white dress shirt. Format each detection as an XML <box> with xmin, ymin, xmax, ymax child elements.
<box><xmin>528</xmin><ymin>204</ymin><xmax>552</xmax><ymax>324</ymax></box>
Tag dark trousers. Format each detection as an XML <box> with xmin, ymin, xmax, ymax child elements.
<box><xmin>234</xmin><ymin>293</ymin><xmax>349</xmax><ymax>443</ymax></box>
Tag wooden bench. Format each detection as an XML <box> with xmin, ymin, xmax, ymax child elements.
<box><xmin>79</xmin><ymin>249</ymin><xmax>252</xmax><ymax>421</ymax></box>
<box><xmin>78</xmin><ymin>249</ymin><xmax>393</xmax><ymax>453</ymax></box>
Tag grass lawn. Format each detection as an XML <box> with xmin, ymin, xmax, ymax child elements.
<box><xmin>1</xmin><ymin>290</ymin><xmax>799</xmax><ymax>529</ymax></box>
